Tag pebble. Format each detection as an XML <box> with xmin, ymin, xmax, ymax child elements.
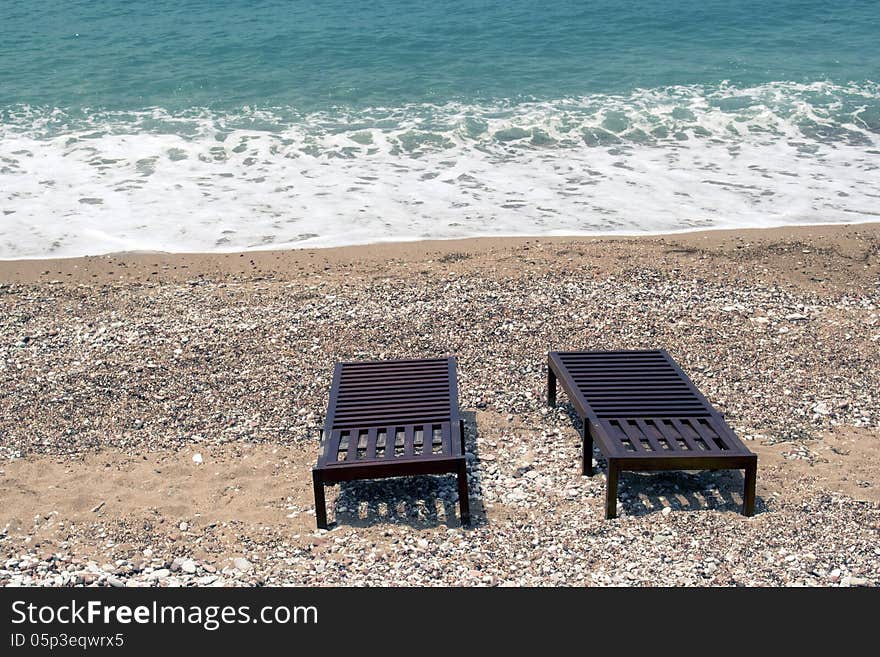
<box><xmin>813</xmin><ymin>402</ymin><xmax>831</xmax><ymax>416</ymax></box>
<box><xmin>233</xmin><ymin>557</ymin><xmax>253</xmax><ymax>572</ymax></box>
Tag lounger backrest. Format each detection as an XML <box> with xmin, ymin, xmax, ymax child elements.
<box><xmin>555</xmin><ymin>350</ymin><xmax>715</xmax><ymax>420</ymax></box>
<box><xmin>327</xmin><ymin>357</ymin><xmax>458</xmax><ymax>430</ymax></box>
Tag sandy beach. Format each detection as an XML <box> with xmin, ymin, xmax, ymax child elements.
<box><xmin>1</xmin><ymin>222</ymin><xmax>878</xmax><ymax>586</ymax></box>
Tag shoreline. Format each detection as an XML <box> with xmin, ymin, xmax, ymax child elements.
<box><xmin>5</xmin><ymin>218</ymin><xmax>880</xmax><ymax>265</ymax></box>
<box><xmin>2</xmin><ymin>221</ymin><xmax>879</xmax><ymax>290</ymax></box>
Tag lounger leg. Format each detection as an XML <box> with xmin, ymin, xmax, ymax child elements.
<box><xmin>459</xmin><ymin>419</ymin><xmax>466</xmax><ymax>453</ymax></box>
<box><xmin>313</xmin><ymin>470</ymin><xmax>328</xmax><ymax>529</ymax></box>
<box><xmin>456</xmin><ymin>460</ymin><xmax>471</xmax><ymax>526</ymax></box>
<box><xmin>547</xmin><ymin>367</ymin><xmax>557</xmax><ymax>407</ymax></box>
<box><xmin>605</xmin><ymin>461</ymin><xmax>619</xmax><ymax>520</ymax></box>
<box><xmin>582</xmin><ymin>421</ymin><xmax>594</xmax><ymax>476</ymax></box>
<box><xmin>743</xmin><ymin>459</ymin><xmax>757</xmax><ymax>517</ymax></box>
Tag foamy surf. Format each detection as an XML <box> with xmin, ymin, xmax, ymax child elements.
<box><xmin>1</xmin><ymin>81</ymin><xmax>879</xmax><ymax>259</ymax></box>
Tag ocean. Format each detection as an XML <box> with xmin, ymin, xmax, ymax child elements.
<box><xmin>1</xmin><ymin>0</ymin><xmax>879</xmax><ymax>258</ymax></box>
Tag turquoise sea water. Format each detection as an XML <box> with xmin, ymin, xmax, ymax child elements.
<box><xmin>1</xmin><ymin>1</ymin><xmax>879</xmax><ymax>257</ymax></box>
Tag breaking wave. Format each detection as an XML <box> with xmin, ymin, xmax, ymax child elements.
<box><xmin>2</xmin><ymin>80</ymin><xmax>879</xmax><ymax>258</ymax></box>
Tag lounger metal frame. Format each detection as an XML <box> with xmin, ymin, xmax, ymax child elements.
<box><xmin>548</xmin><ymin>349</ymin><xmax>757</xmax><ymax>519</ymax></box>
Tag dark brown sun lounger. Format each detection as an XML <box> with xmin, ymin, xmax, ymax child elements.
<box><xmin>312</xmin><ymin>357</ymin><xmax>469</xmax><ymax>529</ymax></box>
<box><xmin>547</xmin><ymin>349</ymin><xmax>756</xmax><ymax>519</ymax></box>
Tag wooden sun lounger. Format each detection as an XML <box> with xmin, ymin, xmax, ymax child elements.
<box><xmin>547</xmin><ymin>349</ymin><xmax>757</xmax><ymax>519</ymax></box>
<box><xmin>312</xmin><ymin>357</ymin><xmax>470</xmax><ymax>529</ymax></box>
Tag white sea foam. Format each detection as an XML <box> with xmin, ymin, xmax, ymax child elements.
<box><xmin>1</xmin><ymin>81</ymin><xmax>879</xmax><ymax>259</ymax></box>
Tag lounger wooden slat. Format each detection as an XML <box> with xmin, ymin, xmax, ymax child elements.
<box><xmin>548</xmin><ymin>349</ymin><xmax>757</xmax><ymax>519</ymax></box>
<box><xmin>663</xmin><ymin>418</ymin><xmax>702</xmax><ymax>453</ymax></box>
<box><xmin>335</xmin><ymin>401</ymin><xmax>452</xmax><ymax>415</ymax></box>
<box><xmin>633</xmin><ymin>419</ymin><xmax>666</xmax><ymax>453</ymax></box>
<box><xmin>384</xmin><ymin>427</ymin><xmax>400</xmax><ymax>460</ymax></box>
<box><xmin>651</xmin><ymin>419</ymin><xmax>684</xmax><ymax>452</ymax></box>
<box><xmin>365</xmin><ymin>427</ymin><xmax>378</xmax><ymax>460</ymax></box>
<box><xmin>667</xmin><ymin>418</ymin><xmax>704</xmax><ymax>452</ymax></box>
<box><xmin>616</xmin><ymin>420</ymin><xmax>647</xmax><ymax>453</ymax></box>
<box><xmin>312</xmin><ymin>357</ymin><xmax>469</xmax><ymax>529</ymax></box>
<box><xmin>336</xmin><ymin>389</ymin><xmax>450</xmax><ymax>401</ymax></box>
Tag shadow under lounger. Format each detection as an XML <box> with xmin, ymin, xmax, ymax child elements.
<box><xmin>312</xmin><ymin>357</ymin><xmax>470</xmax><ymax>529</ymax></box>
<box><xmin>547</xmin><ymin>349</ymin><xmax>757</xmax><ymax>519</ymax></box>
